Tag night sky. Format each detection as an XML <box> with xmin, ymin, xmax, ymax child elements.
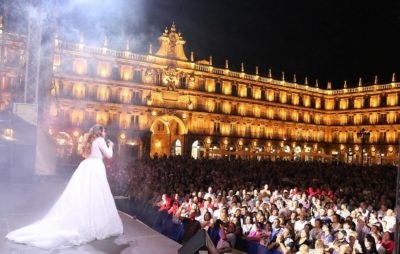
<box><xmin>2</xmin><ymin>0</ymin><xmax>400</xmax><ymax>89</ymax></box>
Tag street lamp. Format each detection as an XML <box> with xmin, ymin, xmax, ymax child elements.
<box><xmin>357</xmin><ymin>128</ymin><xmax>370</xmax><ymax>166</ymax></box>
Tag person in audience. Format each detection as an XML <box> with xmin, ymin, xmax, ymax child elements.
<box><xmin>295</xmin><ymin>212</ymin><xmax>309</xmax><ymax>233</ymax></box>
<box><xmin>310</xmin><ymin>219</ymin><xmax>323</xmax><ymax>243</ymax></box>
<box><xmin>382</xmin><ymin>209</ymin><xmax>396</xmax><ymax>232</ymax></box>
<box><xmin>294</xmin><ymin>229</ymin><xmax>311</xmax><ymax>253</ymax></box>
<box><xmin>241</xmin><ymin>215</ymin><xmax>254</xmax><ymax>236</ymax></box>
<box><xmin>331</xmin><ymin>214</ymin><xmax>342</xmax><ymax>231</ymax></box>
<box><xmin>298</xmin><ymin>244</ymin><xmax>310</xmax><ymax>254</ymax></box>
<box><xmin>360</xmin><ymin>234</ymin><xmax>379</xmax><ymax>254</ymax></box>
<box><xmin>217</xmin><ymin>222</ymin><xmax>237</xmax><ymax>250</ymax></box>
<box><xmin>380</xmin><ymin>231</ymin><xmax>394</xmax><ymax>254</ymax></box>
<box><xmin>321</xmin><ymin>224</ymin><xmax>334</xmax><ymax>245</ymax></box>
<box><xmin>268</xmin><ymin>228</ymin><xmax>295</xmax><ymax>254</ymax></box>
<box><xmin>158</xmin><ymin>193</ymin><xmax>171</xmax><ymax>212</ymax></box>
<box><xmin>200</xmin><ymin>211</ymin><xmax>213</xmax><ymax>231</ymax></box>
<box><xmin>107</xmin><ymin>158</ymin><xmax>396</xmax><ymax>253</ymax></box>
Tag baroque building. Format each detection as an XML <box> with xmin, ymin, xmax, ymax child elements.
<box><xmin>1</xmin><ymin>22</ymin><xmax>400</xmax><ymax>165</ymax></box>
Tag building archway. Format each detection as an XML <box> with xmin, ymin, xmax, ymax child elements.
<box><xmin>209</xmin><ymin>141</ymin><xmax>221</xmax><ymax>159</ymax></box>
<box><xmin>294</xmin><ymin>146</ymin><xmax>302</xmax><ymax>161</ymax></box>
<box><xmin>191</xmin><ymin>140</ymin><xmax>205</xmax><ymax>159</ymax></box>
<box><xmin>171</xmin><ymin>139</ymin><xmax>182</xmax><ymax>156</ymax></box>
<box><xmin>150</xmin><ymin>115</ymin><xmax>187</xmax><ymax>157</ymax></box>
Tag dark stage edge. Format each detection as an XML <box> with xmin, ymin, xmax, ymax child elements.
<box><xmin>0</xmin><ymin>174</ymin><xmax>181</xmax><ymax>254</ymax></box>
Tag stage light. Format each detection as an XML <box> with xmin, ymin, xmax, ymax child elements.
<box><xmin>120</xmin><ymin>133</ymin><xmax>126</xmax><ymax>140</ymax></box>
<box><xmin>3</xmin><ymin>128</ymin><xmax>14</xmax><ymax>140</ymax></box>
<box><xmin>73</xmin><ymin>130</ymin><xmax>80</xmax><ymax>137</ymax></box>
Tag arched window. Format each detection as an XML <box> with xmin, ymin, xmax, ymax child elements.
<box><xmin>173</xmin><ymin>139</ymin><xmax>182</xmax><ymax>156</ymax></box>
<box><xmin>191</xmin><ymin>140</ymin><xmax>204</xmax><ymax>159</ymax></box>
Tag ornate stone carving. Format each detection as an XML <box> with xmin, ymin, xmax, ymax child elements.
<box><xmin>187</xmin><ymin>74</ymin><xmax>196</xmax><ymax>89</ymax></box>
<box><xmin>143</xmin><ymin>68</ymin><xmax>154</xmax><ymax>84</ymax></box>
<box><xmin>162</xmin><ymin>66</ymin><xmax>179</xmax><ymax>91</ymax></box>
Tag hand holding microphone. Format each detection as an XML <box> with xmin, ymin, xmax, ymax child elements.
<box><xmin>107</xmin><ymin>139</ymin><xmax>114</xmax><ymax>148</ymax></box>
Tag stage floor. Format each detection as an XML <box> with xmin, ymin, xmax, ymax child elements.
<box><xmin>0</xmin><ymin>174</ymin><xmax>182</xmax><ymax>254</ymax></box>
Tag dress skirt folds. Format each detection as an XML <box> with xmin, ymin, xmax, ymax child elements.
<box><xmin>6</xmin><ymin>158</ymin><xmax>123</xmax><ymax>249</ymax></box>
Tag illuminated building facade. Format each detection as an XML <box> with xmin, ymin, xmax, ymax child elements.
<box><xmin>0</xmin><ymin>16</ymin><xmax>26</xmax><ymax>114</ymax></box>
<box><xmin>1</xmin><ymin>22</ymin><xmax>400</xmax><ymax>165</ymax></box>
<box><xmin>0</xmin><ymin>16</ymin><xmax>27</xmax><ymax>152</ymax></box>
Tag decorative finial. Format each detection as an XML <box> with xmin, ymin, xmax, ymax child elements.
<box><xmin>374</xmin><ymin>75</ymin><xmax>378</xmax><ymax>85</ymax></box>
<box><xmin>79</xmin><ymin>32</ymin><xmax>84</xmax><ymax>43</ymax></box>
<box><xmin>255</xmin><ymin>66</ymin><xmax>259</xmax><ymax>75</ymax></box>
<box><xmin>190</xmin><ymin>51</ymin><xmax>194</xmax><ymax>62</ymax></box>
<box><xmin>304</xmin><ymin>77</ymin><xmax>309</xmax><ymax>85</ymax></box>
<box><xmin>392</xmin><ymin>73</ymin><xmax>396</xmax><ymax>82</ymax></box>
<box><xmin>344</xmin><ymin>80</ymin><xmax>347</xmax><ymax>89</ymax></box>
<box><xmin>149</xmin><ymin>43</ymin><xmax>153</xmax><ymax>54</ymax></box>
<box><xmin>282</xmin><ymin>72</ymin><xmax>285</xmax><ymax>81</ymax></box>
<box><xmin>103</xmin><ymin>36</ymin><xmax>108</xmax><ymax>47</ymax></box>
<box><xmin>315</xmin><ymin>79</ymin><xmax>319</xmax><ymax>88</ymax></box>
<box><xmin>125</xmin><ymin>39</ymin><xmax>130</xmax><ymax>51</ymax></box>
<box><xmin>268</xmin><ymin>69</ymin><xmax>272</xmax><ymax>78</ymax></box>
<box><xmin>327</xmin><ymin>82</ymin><xmax>332</xmax><ymax>90</ymax></box>
<box><xmin>225</xmin><ymin>59</ymin><xmax>229</xmax><ymax>69</ymax></box>
<box><xmin>164</xmin><ymin>26</ymin><xmax>168</xmax><ymax>35</ymax></box>
<box><xmin>241</xmin><ymin>62</ymin><xmax>244</xmax><ymax>72</ymax></box>
<box><xmin>171</xmin><ymin>21</ymin><xmax>176</xmax><ymax>32</ymax></box>
<box><xmin>358</xmin><ymin>77</ymin><xmax>362</xmax><ymax>87</ymax></box>
<box><xmin>293</xmin><ymin>74</ymin><xmax>297</xmax><ymax>83</ymax></box>
<box><xmin>209</xmin><ymin>56</ymin><xmax>213</xmax><ymax>66</ymax></box>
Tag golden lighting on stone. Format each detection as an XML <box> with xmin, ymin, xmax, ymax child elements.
<box><xmin>72</xmin><ymin>58</ymin><xmax>87</xmax><ymax>75</ymax></box>
<box><xmin>7</xmin><ymin>21</ymin><xmax>395</xmax><ymax>164</ymax></box>
<box><xmin>97</xmin><ymin>62</ymin><xmax>111</xmax><ymax>78</ymax></box>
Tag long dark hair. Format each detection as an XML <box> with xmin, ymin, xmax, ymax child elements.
<box><xmin>81</xmin><ymin>125</ymin><xmax>105</xmax><ymax>158</ymax></box>
<box><xmin>361</xmin><ymin>234</ymin><xmax>378</xmax><ymax>254</ymax></box>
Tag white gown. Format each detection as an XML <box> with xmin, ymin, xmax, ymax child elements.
<box><xmin>6</xmin><ymin>137</ymin><xmax>123</xmax><ymax>249</ymax></box>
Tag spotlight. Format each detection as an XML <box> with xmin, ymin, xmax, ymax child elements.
<box><xmin>3</xmin><ymin>128</ymin><xmax>14</xmax><ymax>140</ymax></box>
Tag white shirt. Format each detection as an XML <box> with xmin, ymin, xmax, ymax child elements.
<box><xmin>294</xmin><ymin>219</ymin><xmax>309</xmax><ymax>233</ymax></box>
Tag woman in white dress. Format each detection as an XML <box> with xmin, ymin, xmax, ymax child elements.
<box><xmin>6</xmin><ymin>125</ymin><xmax>123</xmax><ymax>249</ymax></box>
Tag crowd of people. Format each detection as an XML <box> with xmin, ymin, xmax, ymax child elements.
<box><xmin>106</xmin><ymin>157</ymin><xmax>397</xmax><ymax>254</ymax></box>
